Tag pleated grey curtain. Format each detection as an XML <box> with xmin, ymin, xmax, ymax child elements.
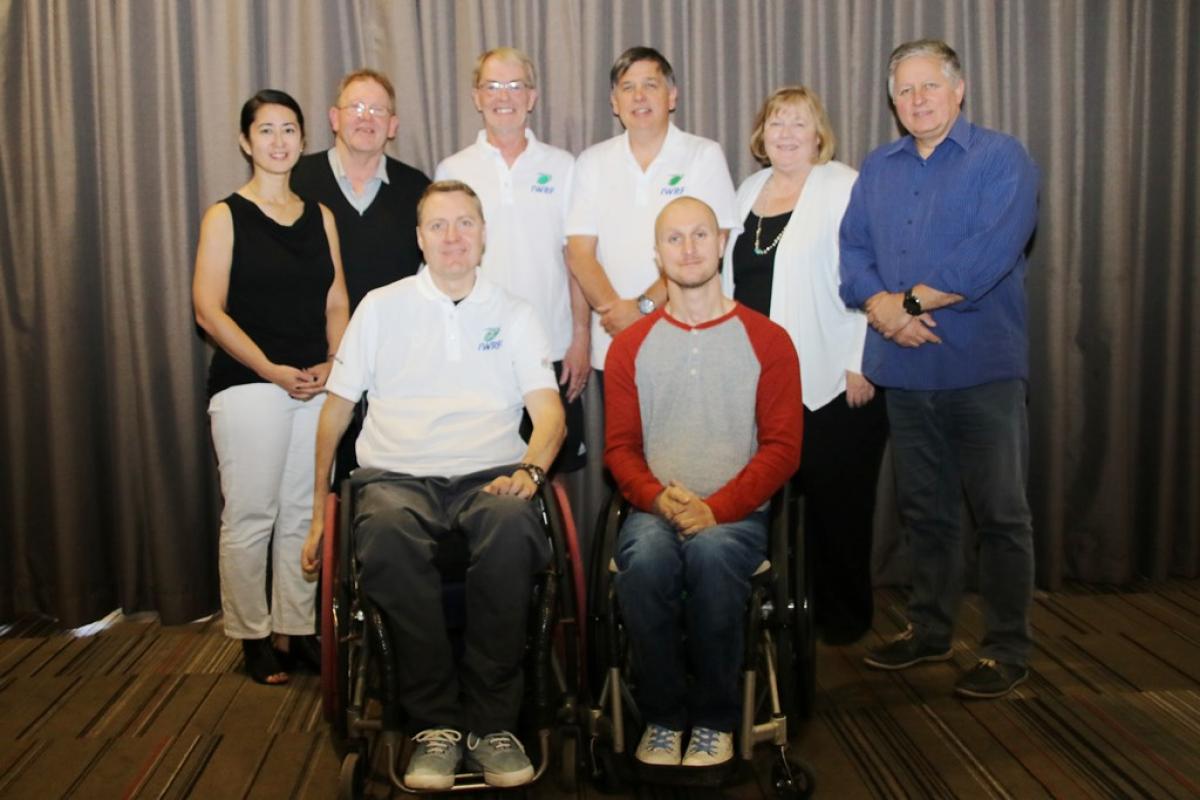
<box><xmin>1</xmin><ymin>0</ymin><xmax>1197</xmax><ymax>626</ymax></box>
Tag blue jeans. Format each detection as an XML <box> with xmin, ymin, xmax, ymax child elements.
<box><xmin>614</xmin><ymin>509</ymin><xmax>767</xmax><ymax>731</ymax></box>
<box><xmin>887</xmin><ymin>379</ymin><xmax>1034</xmax><ymax>665</ymax></box>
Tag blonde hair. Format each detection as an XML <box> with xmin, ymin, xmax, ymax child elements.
<box><xmin>472</xmin><ymin>47</ymin><xmax>537</xmax><ymax>90</ymax></box>
<box><xmin>748</xmin><ymin>86</ymin><xmax>837</xmax><ymax>167</ymax></box>
<box><xmin>417</xmin><ymin>180</ymin><xmax>485</xmax><ymax>224</ymax></box>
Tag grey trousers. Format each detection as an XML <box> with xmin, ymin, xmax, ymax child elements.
<box><xmin>352</xmin><ymin>465</ymin><xmax>550</xmax><ymax>734</ymax></box>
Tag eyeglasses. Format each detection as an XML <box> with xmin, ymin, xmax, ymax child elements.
<box><xmin>340</xmin><ymin>101</ymin><xmax>391</xmax><ymax>119</ymax></box>
<box><xmin>477</xmin><ymin>80</ymin><xmax>528</xmax><ymax>94</ymax></box>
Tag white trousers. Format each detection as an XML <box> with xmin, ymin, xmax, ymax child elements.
<box><xmin>208</xmin><ymin>382</ymin><xmax>325</xmax><ymax>639</ymax></box>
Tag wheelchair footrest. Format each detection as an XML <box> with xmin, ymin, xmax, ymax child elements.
<box><xmin>634</xmin><ymin>759</ymin><xmax>739</xmax><ymax>787</ymax></box>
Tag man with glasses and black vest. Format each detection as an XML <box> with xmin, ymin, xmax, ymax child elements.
<box><xmin>291</xmin><ymin>69</ymin><xmax>430</xmax><ymax>483</ymax></box>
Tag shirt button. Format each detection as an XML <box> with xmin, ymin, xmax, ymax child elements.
<box><xmin>690</xmin><ymin>369</ymin><xmax>698</xmax><ymax>376</ymax></box>
<box><xmin>692</xmin><ymin>347</ymin><xmax>699</xmax><ymax>354</ymax></box>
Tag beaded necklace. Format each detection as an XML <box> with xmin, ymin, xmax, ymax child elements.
<box><xmin>753</xmin><ymin>212</ymin><xmax>787</xmax><ymax>255</ymax></box>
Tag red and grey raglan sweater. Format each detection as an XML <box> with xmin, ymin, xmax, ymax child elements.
<box><xmin>604</xmin><ymin>304</ymin><xmax>803</xmax><ymax>523</ymax></box>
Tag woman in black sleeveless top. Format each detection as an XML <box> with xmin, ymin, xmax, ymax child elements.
<box><xmin>193</xmin><ymin>90</ymin><xmax>349</xmax><ymax>685</ymax></box>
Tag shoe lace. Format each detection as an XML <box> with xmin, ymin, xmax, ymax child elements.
<box><xmin>688</xmin><ymin>727</ymin><xmax>721</xmax><ymax>756</ymax></box>
<box><xmin>892</xmin><ymin>625</ymin><xmax>916</xmax><ymax>643</ymax></box>
<box><xmin>645</xmin><ymin>725</ymin><xmax>678</xmax><ymax>752</ymax></box>
<box><xmin>978</xmin><ymin>658</ymin><xmax>998</xmax><ymax>669</ymax></box>
<box><xmin>413</xmin><ymin>728</ymin><xmax>461</xmax><ymax>755</ymax></box>
<box><xmin>470</xmin><ymin>730</ymin><xmax>525</xmax><ymax>753</ymax></box>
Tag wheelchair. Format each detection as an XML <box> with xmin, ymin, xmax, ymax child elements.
<box><xmin>584</xmin><ymin>479</ymin><xmax>816</xmax><ymax>798</ymax></box>
<box><xmin>318</xmin><ymin>473</ymin><xmax>589</xmax><ymax>798</ymax></box>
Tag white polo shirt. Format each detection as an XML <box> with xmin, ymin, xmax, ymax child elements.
<box><xmin>435</xmin><ymin>130</ymin><xmax>575</xmax><ymax>360</ymax></box>
<box><xmin>565</xmin><ymin>123</ymin><xmax>739</xmax><ymax>368</ymax></box>
<box><xmin>327</xmin><ymin>268</ymin><xmax>557</xmax><ymax>478</ymax></box>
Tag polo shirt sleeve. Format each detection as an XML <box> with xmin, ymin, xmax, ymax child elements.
<box><xmin>693</xmin><ymin>140</ymin><xmax>740</xmax><ymax>233</ymax></box>
<box><xmin>603</xmin><ymin>319</ymin><xmax>665</xmax><ymax>513</ymax></box>
<box><xmin>704</xmin><ymin>312</ymin><xmax>803</xmax><ymax>523</ymax></box>
<box><xmin>432</xmin><ymin>158</ymin><xmax>451</xmax><ymax>181</ymax></box>
<box><xmin>564</xmin><ymin>149</ymin><xmax>598</xmax><ymax>237</ymax></box>
<box><xmin>326</xmin><ymin>292</ymin><xmax>376</xmax><ymax>403</ymax></box>
<box><xmin>921</xmin><ymin>139</ymin><xmax>1040</xmax><ymax>306</ymax></box>
<box><xmin>510</xmin><ymin>303</ymin><xmax>558</xmax><ymax>395</ymax></box>
<box><xmin>838</xmin><ymin>159</ymin><xmax>888</xmax><ymax>310</ymax></box>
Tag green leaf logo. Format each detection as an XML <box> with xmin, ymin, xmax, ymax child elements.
<box><xmin>668</xmin><ymin>174</ymin><xmax>683</xmax><ymax>186</ymax></box>
<box><xmin>537</xmin><ymin>173</ymin><xmax>551</xmax><ymax>185</ymax></box>
<box><xmin>483</xmin><ymin>327</ymin><xmax>501</xmax><ymax>342</ymax></box>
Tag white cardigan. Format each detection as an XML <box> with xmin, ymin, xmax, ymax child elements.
<box><xmin>721</xmin><ymin>161</ymin><xmax>867</xmax><ymax>411</ymax></box>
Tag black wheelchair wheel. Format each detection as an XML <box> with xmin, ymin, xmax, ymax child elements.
<box><xmin>337</xmin><ymin>750</ymin><xmax>364</xmax><ymax>800</ymax></box>
<box><xmin>771</xmin><ymin>754</ymin><xmax>815</xmax><ymax>800</ymax></box>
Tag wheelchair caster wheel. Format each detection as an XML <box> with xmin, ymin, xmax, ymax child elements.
<box><xmin>771</xmin><ymin>757</ymin><xmax>814</xmax><ymax>800</ymax></box>
<box><xmin>338</xmin><ymin>750</ymin><xmax>365</xmax><ymax>800</ymax></box>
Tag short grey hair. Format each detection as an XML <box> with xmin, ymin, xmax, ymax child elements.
<box><xmin>887</xmin><ymin>39</ymin><xmax>963</xmax><ymax>98</ymax></box>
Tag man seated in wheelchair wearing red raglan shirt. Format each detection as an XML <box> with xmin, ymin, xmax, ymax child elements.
<box><xmin>604</xmin><ymin>197</ymin><xmax>802</xmax><ymax>768</ymax></box>
<box><xmin>300</xmin><ymin>180</ymin><xmax>565</xmax><ymax>791</ymax></box>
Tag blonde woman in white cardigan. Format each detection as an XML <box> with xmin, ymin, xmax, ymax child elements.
<box><xmin>721</xmin><ymin>86</ymin><xmax>888</xmax><ymax>645</ymax></box>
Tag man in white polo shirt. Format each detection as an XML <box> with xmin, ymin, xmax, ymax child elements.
<box><xmin>301</xmin><ymin>181</ymin><xmax>565</xmax><ymax>791</ymax></box>
<box><xmin>566</xmin><ymin>45</ymin><xmax>738</xmax><ymax>371</ymax></box>
<box><xmin>435</xmin><ymin>46</ymin><xmax>589</xmax><ymax>471</ymax></box>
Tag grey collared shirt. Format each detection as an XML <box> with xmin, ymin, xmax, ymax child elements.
<box><xmin>327</xmin><ymin>147</ymin><xmax>390</xmax><ymax>215</ymax></box>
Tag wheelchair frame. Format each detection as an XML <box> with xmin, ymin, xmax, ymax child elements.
<box><xmin>319</xmin><ymin>476</ymin><xmax>587</xmax><ymax>798</ymax></box>
<box><xmin>583</xmin><ymin>481</ymin><xmax>816</xmax><ymax>798</ymax></box>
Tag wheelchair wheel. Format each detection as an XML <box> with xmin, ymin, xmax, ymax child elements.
<box><xmin>771</xmin><ymin>753</ymin><xmax>815</xmax><ymax>800</ymax></box>
<box><xmin>320</xmin><ymin>491</ymin><xmax>340</xmax><ymax>724</ymax></box>
<box><xmin>337</xmin><ymin>750</ymin><xmax>364</xmax><ymax>800</ymax></box>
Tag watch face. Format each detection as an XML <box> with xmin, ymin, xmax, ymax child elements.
<box><xmin>637</xmin><ymin>296</ymin><xmax>655</xmax><ymax>314</ymax></box>
<box><xmin>903</xmin><ymin>293</ymin><xmax>921</xmax><ymax>316</ymax></box>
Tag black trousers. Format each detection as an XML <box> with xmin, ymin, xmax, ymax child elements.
<box><xmin>798</xmin><ymin>390</ymin><xmax>889</xmax><ymax>644</ymax></box>
<box><xmin>352</xmin><ymin>465</ymin><xmax>550</xmax><ymax>734</ymax></box>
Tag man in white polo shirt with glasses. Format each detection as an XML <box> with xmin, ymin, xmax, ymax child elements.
<box><xmin>301</xmin><ymin>181</ymin><xmax>565</xmax><ymax>791</ymax></box>
<box><xmin>565</xmin><ymin>45</ymin><xmax>738</xmax><ymax>376</ymax></box>
<box><xmin>436</xmin><ymin>46</ymin><xmax>589</xmax><ymax>473</ymax></box>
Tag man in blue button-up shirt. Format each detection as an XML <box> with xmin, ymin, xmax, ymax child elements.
<box><xmin>839</xmin><ymin>39</ymin><xmax>1039</xmax><ymax>699</ymax></box>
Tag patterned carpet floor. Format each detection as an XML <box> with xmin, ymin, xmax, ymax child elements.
<box><xmin>2</xmin><ymin>581</ymin><xmax>1198</xmax><ymax>799</ymax></box>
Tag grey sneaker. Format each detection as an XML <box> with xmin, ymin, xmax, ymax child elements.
<box><xmin>681</xmin><ymin>726</ymin><xmax>733</xmax><ymax>767</ymax></box>
<box><xmin>863</xmin><ymin>626</ymin><xmax>953</xmax><ymax>670</ymax></box>
<box><xmin>464</xmin><ymin>730</ymin><xmax>534</xmax><ymax>787</ymax></box>
<box><xmin>955</xmin><ymin>658</ymin><xmax>1029</xmax><ymax>699</ymax></box>
<box><xmin>634</xmin><ymin>723</ymin><xmax>684</xmax><ymax>766</ymax></box>
<box><xmin>404</xmin><ymin>728</ymin><xmax>462</xmax><ymax>791</ymax></box>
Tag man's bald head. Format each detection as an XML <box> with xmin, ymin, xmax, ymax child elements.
<box><xmin>655</xmin><ymin>196</ymin><xmax>719</xmax><ymax>242</ymax></box>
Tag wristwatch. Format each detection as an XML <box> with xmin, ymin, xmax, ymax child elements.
<box><xmin>902</xmin><ymin>288</ymin><xmax>923</xmax><ymax>316</ymax></box>
<box><xmin>517</xmin><ymin>463</ymin><xmax>546</xmax><ymax>488</ymax></box>
<box><xmin>636</xmin><ymin>294</ymin><xmax>656</xmax><ymax>315</ymax></box>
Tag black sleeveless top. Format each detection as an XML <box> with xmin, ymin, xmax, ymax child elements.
<box><xmin>731</xmin><ymin>209</ymin><xmax>793</xmax><ymax>316</ymax></box>
<box><xmin>206</xmin><ymin>193</ymin><xmax>334</xmax><ymax>397</ymax></box>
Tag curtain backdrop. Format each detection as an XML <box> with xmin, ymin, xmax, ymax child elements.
<box><xmin>2</xmin><ymin>0</ymin><xmax>1197</xmax><ymax>626</ymax></box>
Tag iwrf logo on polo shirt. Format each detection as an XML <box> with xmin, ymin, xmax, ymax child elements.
<box><xmin>660</xmin><ymin>173</ymin><xmax>685</xmax><ymax>196</ymax></box>
<box><xmin>530</xmin><ymin>173</ymin><xmax>555</xmax><ymax>194</ymax></box>
<box><xmin>478</xmin><ymin>326</ymin><xmax>504</xmax><ymax>351</ymax></box>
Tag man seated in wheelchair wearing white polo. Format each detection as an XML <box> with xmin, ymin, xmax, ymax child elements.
<box><xmin>301</xmin><ymin>180</ymin><xmax>565</xmax><ymax>791</ymax></box>
<box><xmin>604</xmin><ymin>197</ymin><xmax>803</xmax><ymax>768</ymax></box>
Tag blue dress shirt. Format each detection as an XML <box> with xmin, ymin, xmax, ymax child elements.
<box><xmin>839</xmin><ymin>115</ymin><xmax>1039</xmax><ymax>390</ymax></box>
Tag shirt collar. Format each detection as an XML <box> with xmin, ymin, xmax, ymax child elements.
<box><xmin>621</xmin><ymin>122</ymin><xmax>680</xmax><ymax>168</ymax></box>
<box><xmin>327</xmin><ymin>146</ymin><xmax>390</xmax><ymax>184</ymax></box>
<box><xmin>475</xmin><ymin>127</ymin><xmax>539</xmax><ymax>159</ymax></box>
<box><xmin>886</xmin><ymin>114</ymin><xmax>973</xmax><ymax>159</ymax></box>
<box><xmin>415</xmin><ymin>265</ymin><xmax>493</xmax><ymax>304</ymax></box>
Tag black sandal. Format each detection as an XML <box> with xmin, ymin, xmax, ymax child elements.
<box><xmin>242</xmin><ymin>637</ymin><xmax>288</xmax><ymax>685</ymax></box>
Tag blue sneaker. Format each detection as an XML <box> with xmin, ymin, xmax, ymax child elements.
<box><xmin>635</xmin><ymin>723</ymin><xmax>684</xmax><ymax>766</ymax></box>
<box><xmin>404</xmin><ymin>728</ymin><xmax>462</xmax><ymax>791</ymax></box>
<box><xmin>464</xmin><ymin>730</ymin><xmax>534</xmax><ymax>787</ymax></box>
